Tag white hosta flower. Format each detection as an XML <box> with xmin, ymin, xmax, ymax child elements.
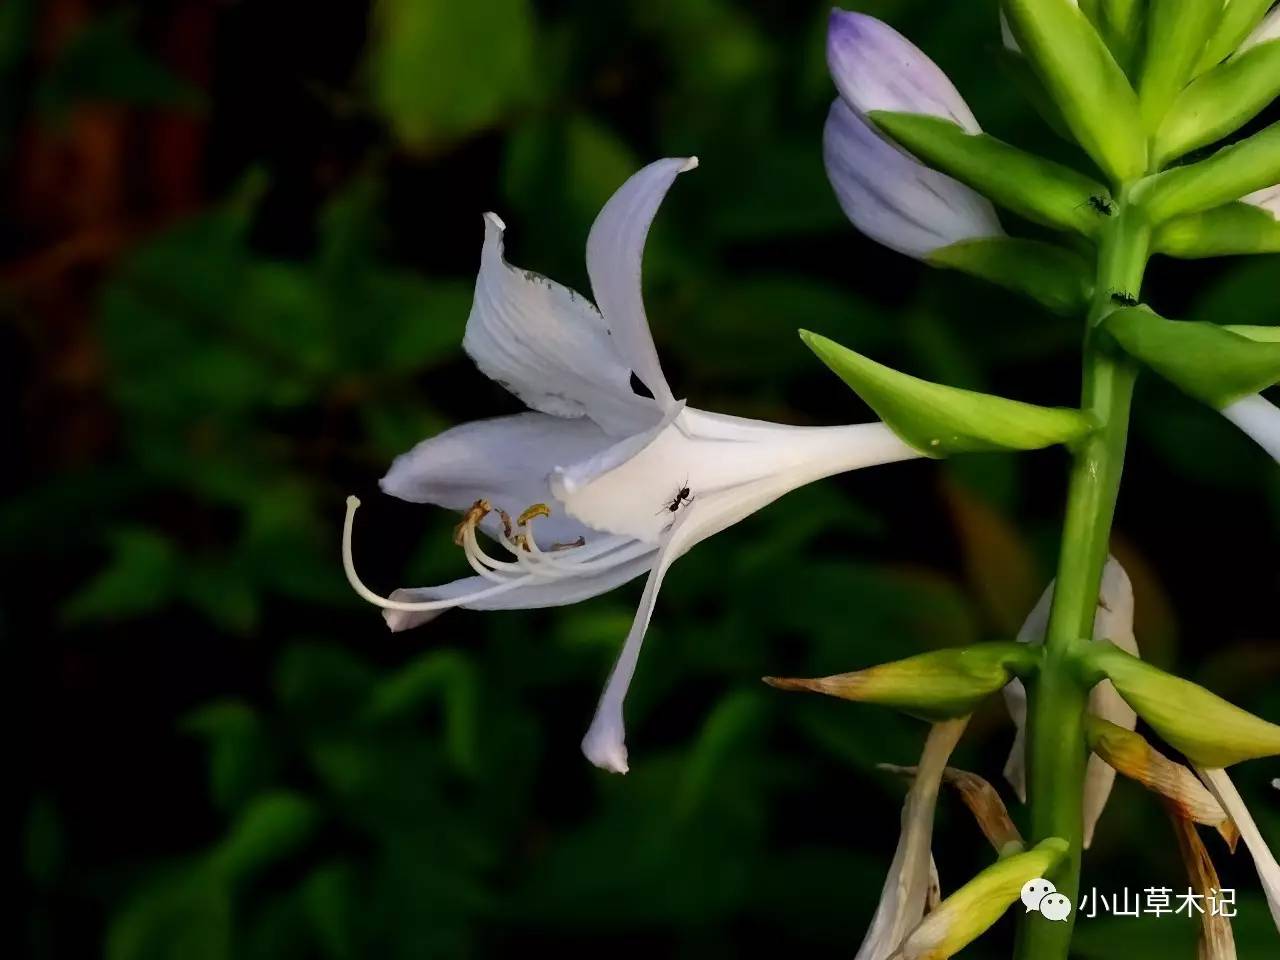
<box><xmin>857</xmin><ymin>717</ymin><xmax>968</xmax><ymax>960</ymax></box>
<box><xmin>1240</xmin><ymin>7</ymin><xmax>1280</xmax><ymax>53</ymax></box>
<box><xmin>1003</xmin><ymin>557</ymin><xmax>1138</xmax><ymax>847</ymax></box>
<box><xmin>1243</xmin><ymin>183</ymin><xmax>1280</xmax><ymax>218</ymax></box>
<box><xmin>343</xmin><ymin>157</ymin><xmax>923</xmax><ymax>773</ymax></box>
<box><xmin>1221</xmin><ymin>393</ymin><xmax>1280</xmax><ymax>461</ymax></box>
<box><xmin>1197</xmin><ymin>767</ymin><xmax>1280</xmax><ymax>931</ymax></box>
<box><xmin>824</xmin><ymin>11</ymin><xmax>1002</xmax><ymax>260</ymax></box>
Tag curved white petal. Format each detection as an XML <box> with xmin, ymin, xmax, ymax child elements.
<box><xmin>1197</xmin><ymin>767</ymin><xmax>1280</xmax><ymax>931</ymax></box>
<box><xmin>1243</xmin><ymin>184</ymin><xmax>1280</xmax><ymax>219</ymax></box>
<box><xmin>1222</xmin><ymin>394</ymin><xmax>1280</xmax><ymax>461</ymax></box>
<box><xmin>555</xmin><ymin>406</ymin><xmax>920</xmax><ymax>544</ymax></box>
<box><xmin>827</xmin><ymin>9</ymin><xmax>980</xmax><ymax>133</ymax></box>
<box><xmin>380</xmin><ymin>411</ymin><xmax>615</xmax><ymax>546</ymax></box>
<box><xmin>856</xmin><ymin>717</ymin><xmax>969</xmax><ymax>960</ymax></box>
<box><xmin>381</xmin><ymin>549</ymin><xmax>656</xmax><ymax>632</ymax></box>
<box><xmin>1082</xmin><ymin>559</ymin><xmax>1138</xmax><ymax>848</ymax></box>
<box><xmin>585</xmin><ymin>157</ymin><xmax>695</xmax><ymax>410</ymax></box>
<box><xmin>462</xmin><ymin>214</ymin><xmax>660</xmax><ymax>437</ymax></box>
<box><xmin>824</xmin><ymin>100</ymin><xmax>1003</xmax><ymax>261</ymax></box>
<box><xmin>1240</xmin><ymin>8</ymin><xmax>1280</xmax><ymax>53</ymax></box>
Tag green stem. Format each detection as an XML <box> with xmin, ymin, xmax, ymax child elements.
<box><xmin>1013</xmin><ymin>208</ymin><xmax>1149</xmax><ymax>960</ymax></box>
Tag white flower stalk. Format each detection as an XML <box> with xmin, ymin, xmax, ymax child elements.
<box><xmin>823</xmin><ymin>11</ymin><xmax>1002</xmax><ymax>260</ymax></box>
<box><xmin>1220</xmin><ymin>393</ymin><xmax>1280</xmax><ymax>461</ymax></box>
<box><xmin>1243</xmin><ymin>183</ymin><xmax>1280</xmax><ymax>218</ymax></box>
<box><xmin>343</xmin><ymin>157</ymin><xmax>923</xmax><ymax>773</ymax></box>
<box><xmin>1197</xmin><ymin>767</ymin><xmax>1280</xmax><ymax>932</ymax></box>
<box><xmin>1003</xmin><ymin>557</ymin><xmax>1138</xmax><ymax>847</ymax></box>
<box><xmin>1240</xmin><ymin>7</ymin><xmax>1280</xmax><ymax>53</ymax></box>
<box><xmin>857</xmin><ymin>717</ymin><xmax>968</xmax><ymax>960</ymax></box>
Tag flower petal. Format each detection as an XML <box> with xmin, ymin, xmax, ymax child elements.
<box><xmin>856</xmin><ymin>717</ymin><xmax>969</xmax><ymax>960</ymax></box>
<box><xmin>1221</xmin><ymin>393</ymin><xmax>1280</xmax><ymax>460</ymax></box>
<box><xmin>1083</xmin><ymin>558</ymin><xmax>1139</xmax><ymax>848</ymax></box>
<box><xmin>555</xmin><ymin>405</ymin><xmax>919</xmax><ymax>544</ymax></box>
<box><xmin>827</xmin><ymin>9</ymin><xmax>980</xmax><ymax>133</ymax></box>
<box><xmin>1001</xmin><ymin>581</ymin><xmax>1053</xmax><ymax>802</ymax></box>
<box><xmin>380</xmin><ymin>411</ymin><xmax>614</xmax><ymax>546</ymax></box>
<box><xmin>1197</xmin><ymin>767</ymin><xmax>1280</xmax><ymax>931</ymax></box>
<box><xmin>463</xmin><ymin>213</ymin><xmax>660</xmax><ymax>437</ymax></box>
<box><xmin>824</xmin><ymin>100</ymin><xmax>1003</xmax><ymax>261</ymax></box>
<box><xmin>1241</xmin><ymin>7</ymin><xmax>1280</xmax><ymax>53</ymax></box>
<box><xmin>1243</xmin><ymin>183</ymin><xmax>1280</xmax><ymax>218</ymax></box>
<box><xmin>382</xmin><ymin>549</ymin><xmax>656</xmax><ymax>632</ymax></box>
<box><xmin>585</xmin><ymin>157</ymin><xmax>695</xmax><ymax>410</ymax></box>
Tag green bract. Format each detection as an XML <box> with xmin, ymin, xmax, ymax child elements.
<box><xmin>870</xmin><ymin>112</ymin><xmax>1110</xmax><ymax>236</ymax></box>
<box><xmin>800</xmin><ymin>330</ymin><xmax>1096</xmax><ymax>456</ymax></box>
<box><xmin>1154</xmin><ymin>202</ymin><xmax>1280</xmax><ymax>258</ymax></box>
<box><xmin>895</xmin><ymin>838</ymin><xmax>1071</xmax><ymax>960</ymax></box>
<box><xmin>1083</xmin><ymin>644</ymin><xmax>1280</xmax><ymax>766</ymax></box>
<box><xmin>929</xmin><ymin>238</ymin><xmax>1093</xmax><ymax>316</ymax></box>
<box><xmin>1002</xmin><ymin>0</ymin><xmax>1147</xmax><ymax>182</ymax></box>
<box><xmin>1132</xmin><ymin>122</ymin><xmax>1280</xmax><ymax>222</ymax></box>
<box><xmin>1138</xmin><ymin>0</ymin><xmax>1221</xmax><ymax>132</ymax></box>
<box><xmin>1154</xmin><ymin>39</ymin><xmax>1280</xmax><ymax>167</ymax></box>
<box><xmin>1195</xmin><ymin>0</ymin><xmax>1277</xmax><ymax>75</ymax></box>
<box><xmin>762</xmin><ymin>642</ymin><xmax>1039</xmax><ymax>722</ymax></box>
<box><xmin>1102</xmin><ymin>307</ymin><xmax>1280</xmax><ymax>407</ymax></box>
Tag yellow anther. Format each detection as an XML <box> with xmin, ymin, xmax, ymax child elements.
<box><xmin>518</xmin><ymin>503</ymin><xmax>552</xmax><ymax>525</ymax></box>
<box><xmin>497</xmin><ymin>508</ymin><xmax>514</xmax><ymax>539</ymax></box>
<box><xmin>452</xmin><ymin>499</ymin><xmax>491</xmax><ymax>546</ymax></box>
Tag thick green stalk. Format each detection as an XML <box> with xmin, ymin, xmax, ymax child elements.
<box><xmin>1013</xmin><ymin>208</ymin><xmax>1148</xmax><ymax>960</ymax></box>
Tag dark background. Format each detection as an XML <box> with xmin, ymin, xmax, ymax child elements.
<box><xmin>5</xmin><ymin>1</ymin><xmax>1278</xmax><ymax>957</ymax></box>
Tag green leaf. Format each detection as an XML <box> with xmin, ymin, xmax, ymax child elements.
<box><xmin>1002</xmin><ymin>0</ymin><xmax>1147</xmax><ymax>182</ymax></box>
<box><xmin>1102</xmin><ymin>306</ymin><xmax>1280</xmax><ymax>406</ymax></box>
<box><xmin>368</xmin><ymin>0</ymin><xmax>535</xmax><ymax>150</ymax></box>
<box><xmin>207</xmin><ymin>792</ymin><xmax>318</xmax><ymax>883</ymax></box>
<box><xmin>1154</xmin><ymin>39</ymin><xmax>1280</xmax><ymax>167</ymax></box>
<box><xmin>1154</xmin><ymin>201</ymin><xmax>1280</xmax><ymax>257</ymax></box>
<box><xmin>928</xmin><ymin>237</ymin><xmax>1093</xmax><ymax>315</ymax></box>
<box><xmin>1195</xmin><ymin>0</ymin><xmax>1276</xmax><ymax>75</ymax></box>
<box><xmin>183</xmin><ymin>701</ymin><xmax>274</xmax><ymax>813</ymax></box>
<box><xmin>364</xmin><ymin>650</ymin><xmax>480</xmax><ymax>775</ymax></box>
<box><xmin>1137</xmin><ymin>0</ymin><xmax>1222</xmax><ymax>132</ymax></box>
<box><xmin>1082</xmin><ymin>643</ymin><xmax>1280</xmax><ymax>766</ymax></box>
<box><xmin>1132</xmin><ymin>121</ymin><xmax>1280</xmax><ymax>222</ymax></box>
<box><xmin>764</xmin><ymin>642</ymin><xmax>1039</xmax><ymax>722</ymax></box>
<box><xmin>1226</xmin><ymin>323</ymin><xmax>1280</xmax><ymax>343</ymax></box>
<box><xmin>63</xmin><ymin>528</ymin><xmax>179</xmax><ymax>624</ymax></box>
<box><xmin>800</xmin><ymin>330</ymin><xmax>1095</xmax><ymax>456</ymax></box>
<box><xmin>871</xmin><ymin>112</ymin><xmax>1111</xmax><ymax>236</ymax></box>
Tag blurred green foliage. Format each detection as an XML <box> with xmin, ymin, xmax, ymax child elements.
<box><xmin>6</xmin><ymin>1</ymin><xmax>1278</xmax><ymax>958</ymax></box>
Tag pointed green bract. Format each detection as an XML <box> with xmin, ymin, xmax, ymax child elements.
<box><xmin>1226</xmin><ymin>324</ymin><xmax>1280</xmax><ymax>343</ymax></box>
<box><xmin>929</xmin><ymin>237</ymin><xmax>1093</xmax><ymax>316</ymax></box>
<box><xmin>897</xmin><ymin>839</ymin><xmax>1071</xmax><ymax>959</ymax></box>
<box><xmin>1154</xmin><ymin>201</ymin><xmax>1280</xmax><ymax>258</ymax></box>
<box><xmin>1083</xmin><ymin>643</ymin><xmax>1280</xmax><ymax>766</ymax></box>
<box><xmin>1138</xmin><ymin>0</ymin><xmax>1222</xmax><ymax>132</ymax></box>
<box><xmin>1102</xmin><ymin>307</ymin><xmax>1280</xmax><ymax>406</ymax></box>
<box><xmin>1195</xmin><ymin>0</ymin><xmax>1276</xmax><ymax>75</ymax></box>
<box><xmin>800</xmin><ymin>330</ymin><xmax>1095</xmax><ymax>456</ymax></box>
<box><xmin>1092</xmin><ymin>0</ymin><xmax>1147</xmax><ymax>75</ymax></box>
<box><xmin>1002</xmin><ymin>0</ymin><xmax>1147</xmax><ymax>182</ymax></box>
<box><xmin>1154</xmin><ymin>40</ymin><xmax>1280</xmax><ymax>167</ymax></box>
<box><xmin>1132</xmin><ymin>122</ymin><xmax>1280</xmax><ymax>222</ymax></box>
<box><xmin>763</xmin><ymin>642</ymin><xmax>1039</xmax><ymax>722</ymax></box>
<box><xmin>871</xmin><ymin>112</ymin><xmax>1110</xmax><ymax>237</ymax></box>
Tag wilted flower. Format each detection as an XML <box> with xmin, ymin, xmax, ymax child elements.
<box><xmin>1197</xmin><ymin>767</ymin><xmax>1280</xmax><ymax>932</ymax></box>
<box><xmin>823</xmin><ymin>10</ymin><xmax>1002</xmax><ymax>260</ymax></box>
<box><xmin>344</xmin><ymin>158</ymin><xmax>922</xmax><ymax>773</ymax></box>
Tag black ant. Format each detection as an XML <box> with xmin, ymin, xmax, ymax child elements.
<box><xmin>1110</xmin><ymin>291</ymin><xmax>1139</xmax><ymax>307</ymax></box>
<box><xmin>661</xmin><ymin>483</ymin><xmax>693</xmax><ymax>514</ymax></box>
<box><xmin>1079</xmin><ymin>194</ymin><xmax>1115</xmax><ymax>216</ymax></box>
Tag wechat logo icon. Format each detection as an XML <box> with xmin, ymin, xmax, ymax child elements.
<box><xmin>1021</xmin><ymin>878</ymin><xmax>1073</xmax><ymax>922</ymax></box>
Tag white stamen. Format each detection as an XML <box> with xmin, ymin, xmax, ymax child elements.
<box><xmin>343</xmin><ymin>496</ymin><xmax>533</xmax><ymax>611</ymax></box>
